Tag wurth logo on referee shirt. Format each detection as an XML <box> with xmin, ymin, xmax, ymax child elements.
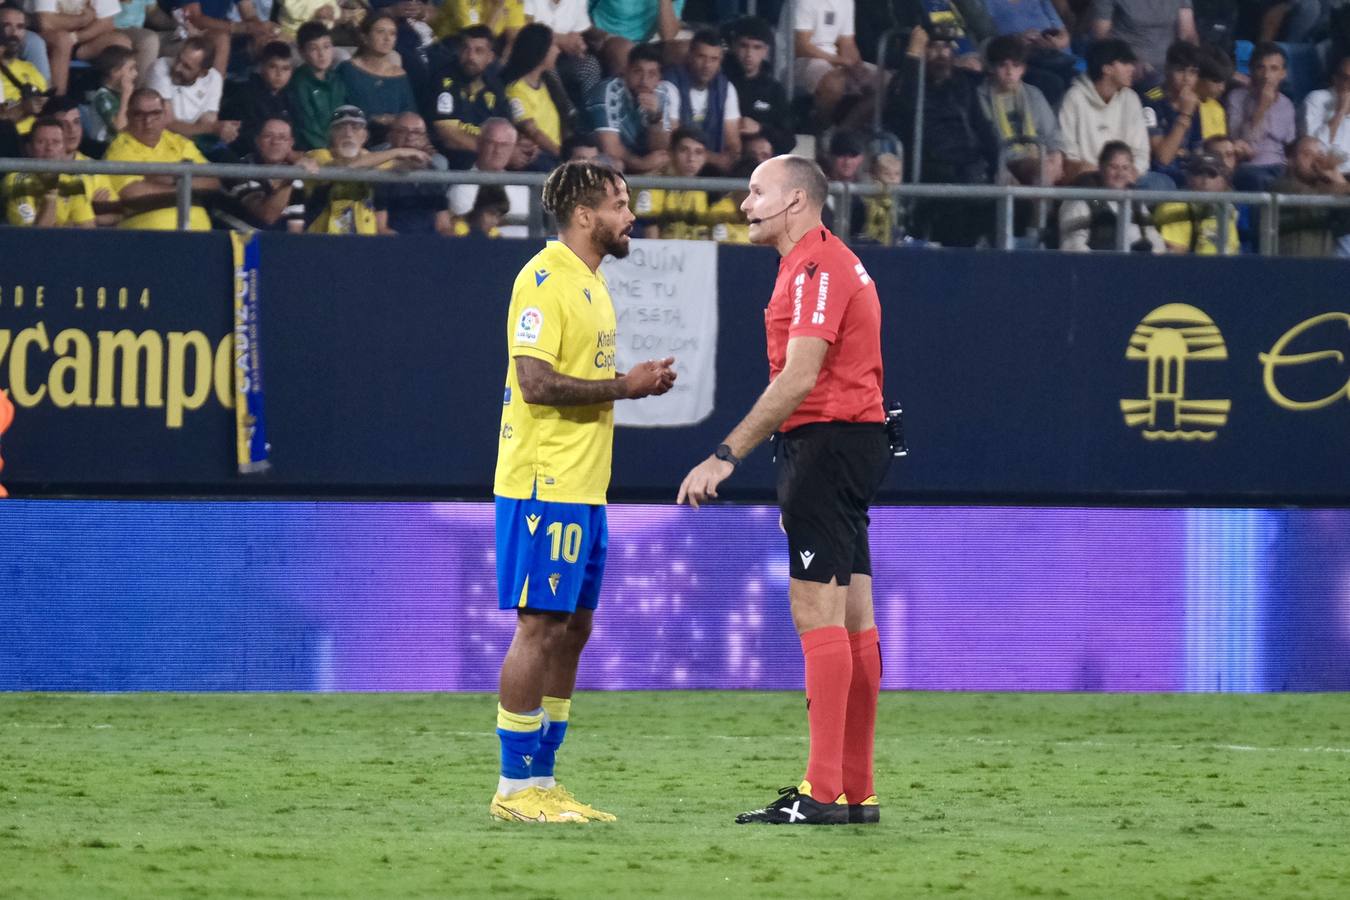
<box><xmin>812</xmin><ymin>272</ymin><xmax>830</xmax><ymax>325</ymax></box>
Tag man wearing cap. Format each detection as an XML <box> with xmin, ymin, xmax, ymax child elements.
<box><xmin>1152</xmin><ymin>151</ymin><xmax>1240</xmax><ymax>254</ymax></box>
<box><xmin>303</xmin><ymin>104</ymin><xmax>429</xmax><ymax>234</ymax></box>
<box><xmin>1058</xmin><ymin>39</ymin><xmax>1151</xmax><ymax>184</ymax></box>
<box><xmin>726</xmin><ymin>15</ymin><xmax>794</xmax><ymax>157</ymax></box>
<box><xmin>819</xmin><ymin>128</ymin><xmax>864</xmax><ymax>233</ymax></box>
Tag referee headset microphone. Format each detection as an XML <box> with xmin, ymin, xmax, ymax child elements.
<box><xmin>746</xmin><ymin>195</ymin><xmax>800</xmax><ymax>225</ymax></box>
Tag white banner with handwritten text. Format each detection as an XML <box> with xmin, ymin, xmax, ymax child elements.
<box><xmin>604</xmin><ymin>239</ymin><xmax>718</xmax><ymax>427</ymax></box>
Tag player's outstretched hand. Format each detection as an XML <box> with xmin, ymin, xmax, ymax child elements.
<box><xmin>676</xmin><ymin>455</ymin><xmax>734</xmax><ymax>508</ymax></box>
<box><xmin>623</xmin><ymin>357</ymin><xmax>677</xmax><ymax>399</ymax></box>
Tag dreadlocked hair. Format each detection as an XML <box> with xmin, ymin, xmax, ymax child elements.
<box><xmin>541</xmin><ymin>161</ymin><xmax>625</xmax><ymax>225</ymax></box>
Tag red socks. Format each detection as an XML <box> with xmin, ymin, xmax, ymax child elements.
<box><xmin>800</xmin><ymin>625</ymin><xmax>852</xmax><ymax>803</ymax></box>
<box><xmin>843</xmin><ymin>627</ymin><xmax>881</xmax><ymax>803</ymax></box>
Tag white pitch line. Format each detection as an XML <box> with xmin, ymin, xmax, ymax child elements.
<box><xmin>959</xmin><ymin>736</ymin><xmax>1350</xmax><ymax>754</ymax></box>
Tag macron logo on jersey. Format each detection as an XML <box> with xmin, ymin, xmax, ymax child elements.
<box><xmin>535</xmin><ymin>269</ymin><xmax>550</xmax><ymax>286</ymax></box>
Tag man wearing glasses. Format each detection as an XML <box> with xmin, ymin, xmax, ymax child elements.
<box><xmin>375</xmin><ymin>111</ymin><xmax>454</xmax><ymax>235</ymax></box>
<box><xmin>104</xmin><ymin>87</ymin><xmax>218</xmax><ymax>230</ymax></box>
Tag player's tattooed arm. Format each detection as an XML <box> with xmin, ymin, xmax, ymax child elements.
<box><xmin>515</xmin><ymin>356</ymin><xmax>676</xmax><ymax>406</ymax></box>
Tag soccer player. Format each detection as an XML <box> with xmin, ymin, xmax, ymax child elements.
<box><xmin>678</xmin><ymin>155</ymin><xmax>889</xmax><ymax>826</ymax></box>
<box><xmin>491</xmin><ymin>160</ymin><xmax>677</xmax><ymax>824</ymax></box>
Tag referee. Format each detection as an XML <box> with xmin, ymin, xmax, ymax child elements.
<box><xmin>678</xmin><ymin>155</ymin><xmax>889</xmax><ymax>826</ymax></box>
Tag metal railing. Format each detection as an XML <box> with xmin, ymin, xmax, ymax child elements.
<box><xmin>5</xmin><ymin>155</ymin><xmax>1350</xmax><ymax>256</ymax></box>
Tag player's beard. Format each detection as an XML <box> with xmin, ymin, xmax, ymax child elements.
<box><xmin>594</xmin><ymin>219</ymin><xmax>631</xmax><ymax>260</ymax></box>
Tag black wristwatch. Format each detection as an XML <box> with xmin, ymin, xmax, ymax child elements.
<box><xmin>714</xmin><ymin>443</ymin><xmax>741</xmax><ymax>468</ymax></box>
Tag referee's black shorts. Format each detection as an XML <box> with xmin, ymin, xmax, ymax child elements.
<box><xmin>776</xmin><ymin>422</ymin><xmax>891</xmax><ymax>586</ymax></box>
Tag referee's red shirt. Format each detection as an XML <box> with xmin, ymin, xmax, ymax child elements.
<box><xmin>766</xmin><ymin>226</ymin><xmax>885</xmax><ymax>432</ymax></box>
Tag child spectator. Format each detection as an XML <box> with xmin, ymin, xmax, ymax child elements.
<box><xmin>222</xmin><ymin>40</ymin><xmax>296</xmax><ymax>155</ymax></box>
<box><xmin>977</xmin><ymin>34</ymin><xmax>1064</xmax><ymax>186</ymax></box>
<box><xmin>453</xmin><ymin>183</ymin><xmax>510</xmax><ymax>236</ymax></box>
<box><xmin>447</xmin><ymin>117</ymin><xmax>531</xmax><ymax>236</ymax></box>
<box><xmin>83</xmin><ymin>44</ymin><xmax>136</xmax><ymax>145</ymax></box>
<box><xmin>856</xmin><ymin>150</ymin><xmax>903</xmax><ymax>246</ymax></box>
<box><xmin>726</xmin><ymin>16</ymin><xmax>793</xmax><ymax>157</ymax></box>
<box><xmin>288</xmin><ymin>22</ymin><xmax>346</xmax><ymax>151</ymax></box>
<box><xmin>982</xmin><ymin>0</ymin><xmax>1077</xmax><ymax>107</ymax></box>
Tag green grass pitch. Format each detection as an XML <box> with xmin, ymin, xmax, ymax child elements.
<box><xmin>3</xmin><ymin>692</ymin><xmax>1349</xmax><ymax>898</ymax></box>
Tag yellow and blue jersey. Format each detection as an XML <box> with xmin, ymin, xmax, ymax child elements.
<box><xmin>493</xmin><ymin>239</ymin><xmax>618</xmax><ymax>505</ymax></box>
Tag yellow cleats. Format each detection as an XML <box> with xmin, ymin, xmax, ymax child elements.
<box><xmin>543</xmin><ymin>784</ymin><xmax>617</xmax><ymax>822</ymax></box>
<box><xmin>489</xmin><ymin>786</ymin><xmax>589</xmax><ymax>823</ymax></box>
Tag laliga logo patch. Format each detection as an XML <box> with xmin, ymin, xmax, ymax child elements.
<box><xmin>436</xmin><ymin>91</ymin><xmax>454</xmax><ymax>115</ymax></box>
<box><xmin>516</xmin><ymin>307</ymin><xmax>544</xmax><ymax>344</ymax></box>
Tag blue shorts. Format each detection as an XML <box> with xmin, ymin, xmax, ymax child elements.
<box><xmin>495</xmin><ymin>495</ymin><xmax>608</xmax><ymax>613</ymax></box>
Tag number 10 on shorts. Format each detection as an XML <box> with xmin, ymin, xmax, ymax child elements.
<box><xmin>546</xmin><ymin>522</ymin><xmax>583</xmax><ymax>563</ymax></box>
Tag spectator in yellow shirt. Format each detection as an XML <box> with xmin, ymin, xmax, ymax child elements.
<box><xmin>637</xmin><ymin>126</ymin><xmax>714</xmax><ymax>239</ymax></box>
<box><xmin>1154</xmin><ymin>152</ymin><xmax>1240</xmax><ymax>255</ymax></box>
<box><xmin>432</xmin><ymin>0</ymin><xmax>524</xmax><ymax>42</ymax></box>
<box><xmin>0</xmin><ymin>4</ymin><xmax>49</xmax><ymax>138</ymax></box>
<box><xmin>3</xmin><ymin>118</ymin><xmax>94</xmax><ymax>227</ymax></box>
<box><xmin>104</xmin><ymin>88</ymin><xmax>219</xmax><ymax>230</ymax></box>
<box><xmin>502</xmin><ymin>21</ymin><xmax>563</xmax><ymax>165</ymax></box>
<box><xmin>46</xmin><ymin>95</ymin><xmax>118</xmax><ymax>225</ymax></box>
<box><xmin>304</xmin><ymin>104</ymin><xmax>430</xmax><ymax>234</ymax></box>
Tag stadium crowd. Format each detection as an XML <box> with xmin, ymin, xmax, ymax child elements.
<box><xmin>3</xmin><ymin>0</ymin><xmax>1350</xmax><ymax>254</ymax></box>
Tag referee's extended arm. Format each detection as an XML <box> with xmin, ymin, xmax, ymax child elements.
<box><xmin>677</xmin><ymin>336</ymin><xmax>828</xmax><ymax>508</ymax></box>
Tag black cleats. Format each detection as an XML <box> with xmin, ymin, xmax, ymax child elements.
<box><xmin>848</xmin><ymin>799</ymin><xmax>880</xmax><ymax>824</ymax></box>
<box><xmin>735</xmin><ymin>786</ymin><xmax>849</xmax><ymax>825</ymax></box>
